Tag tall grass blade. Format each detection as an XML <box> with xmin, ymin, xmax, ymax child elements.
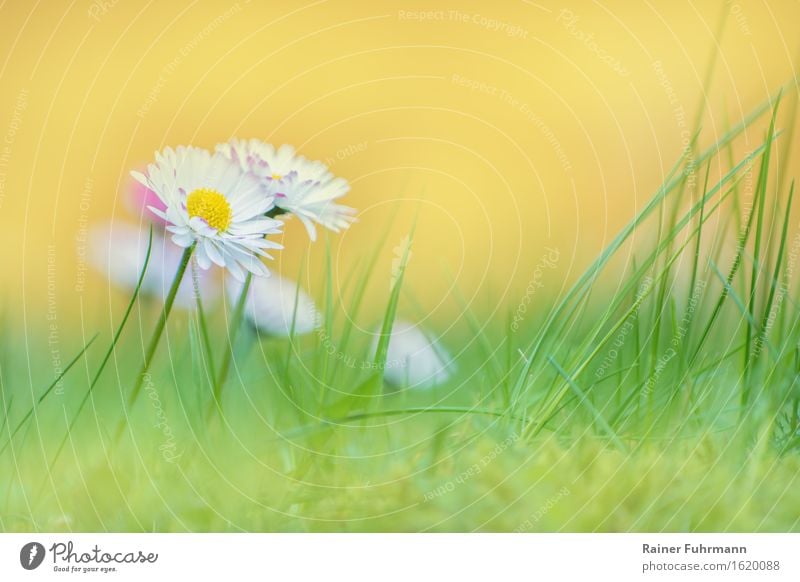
<box><xmin>48</xmin><ymin>227</ymin><xmax>154</xmax><ymax>468</ymax></box>
<box><xmin>745</xmin><ymin>94</ymin><xmax>782</xmax><ymax>376</ymax></box>
<box><xmin>0</xmin><ymin>335</ymin><xmax>98</xmax><ymax>455</ymax></box>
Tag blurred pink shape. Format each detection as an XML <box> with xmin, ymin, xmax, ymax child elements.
<box><xmin>126</xmin><ymin>171</ymin><xmax>168</xmax><ymax>226</ymax></box>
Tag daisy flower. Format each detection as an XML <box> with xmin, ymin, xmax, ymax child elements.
<box><xmin>87</xmin><ymin>222</ymin><xmax>218</xmax><ymax>309</ymax></box>
<box><xmin>227</xmin><ymin>274</ymin><xmax>320</xmax><ymax>336</ymax></box>
<box><xmin>131</xmin><ymin>146</ymin><xmax>283</xmax><ymax>281</ymax></box>
<box><xmin>217</xmin><ymin>139</ymin><xmax>356</xmax><ymax>241</ymax></box>
<box><xmin>374</xmin><ymin>320</ymin><xmax>454</xmax><ymax>389</ymax></box>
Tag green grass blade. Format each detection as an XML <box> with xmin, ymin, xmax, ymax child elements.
<box><xmin>213</xmin><ymin>271</ymin><xmax>253</xmax><ymax>414</ymax></box>
<box><xmin>547</xmin><ymin>355</ymin><xmax>626</xmax><ymax>451</ymax></box>
<box><xmin>330</xmin><ymin>211</ymin><xmax>400</xmax><ymax>384</ymax></box>
<box><xmin>514</xmin><ymin>133</ymin><xmax>773</xmax><ymax>414</ymax></box>
<box><xmin>47</xmin><ymin>227</ymin><xmax>155</xmax><ymax>469</ymax></box>
<box><xmin>745</xmin><ymin>94</ymin><xmax>782</xmax><ymax>374</ymax></box>
<box><xmin>192</xmin><ymin>264</ymin><xmax>217</xmax><ymax>387</ymax></box>
<box><xmin>510</xmin><ymin>96</ymin><xmax>784</xmax><ymax>407</ymax></box>
<box><xmin>0</xmin><ymin>334</ymin><xmax>98</xmax><ymax>456</ymax></box>
<box><xmin>756</xmin><ymin>180</ymin><xmax>795</xmax><ymax>363</ymax></box>
<box><xmin>327</xmin><ymin>226</ymin><xmax>415</xmax><ymax>416</ymax></box>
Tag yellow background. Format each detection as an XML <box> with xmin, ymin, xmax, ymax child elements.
<box><xmin>0</xmin><ymin>0</ymin><xmax>797</xmax><ymax>329</ymax></box>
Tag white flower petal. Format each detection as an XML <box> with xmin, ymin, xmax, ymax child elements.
<box><xmin>227</xmin><ymin>274</ymin><xmax>319</xmax><ymax>336</ymax></box>
<box><xmin>217</xmin><ymin>139</ymin><xmax>355</xmax><ymax>240</ymax></box>
<box><xmin>373</xmin><ymin>320</ymin><xmax>454</xmax><ymax>389</ymax></box>
<box><xmin>171</xmin><ymin>231</ymin><xmax>195</xmax><ymax>248</ymax></box>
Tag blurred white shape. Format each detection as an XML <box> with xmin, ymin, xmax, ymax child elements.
<box><xmin>227</xmin><ymin>274</ymin><xmax>320</xmax><ymax>337</ymax></box>
<box><xmin>376</xmin><ymin>320</ymin><xmax>454</xmax><ymax>389</ymax></box>
<box><xmin>87</xmin><ymin>222</ymin><xmax>218</xmax><ymax>309</ymax></box>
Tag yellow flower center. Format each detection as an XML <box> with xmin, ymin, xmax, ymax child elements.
<box><xmin>186</xmin><ymin>188</ymin><xmax>232</xmax><ymax>232</ymax></box>
<box><xmin>271</xmin><ymin>173</ymin><xmax>282</xmax><ymax>180</ymax></box>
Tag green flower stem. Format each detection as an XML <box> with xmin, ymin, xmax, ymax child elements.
<box><xmin>208</xmin><ymin>204</ymin><xmax>283</xmax><ymax>417</ymax></box>
<box><xmin>126</xmin><ymin>244</ymin><xmax>195</xmax><ymax>412</ymax></box>
<box><xmin>192</xmin><ymin>262</ymin><xmax>218</xmax><ymax>383</ymax></box>
<box><xmin>211</xmin><ymin>271</ymin><xmax>253</xmax><ymax>416</ymax></box>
